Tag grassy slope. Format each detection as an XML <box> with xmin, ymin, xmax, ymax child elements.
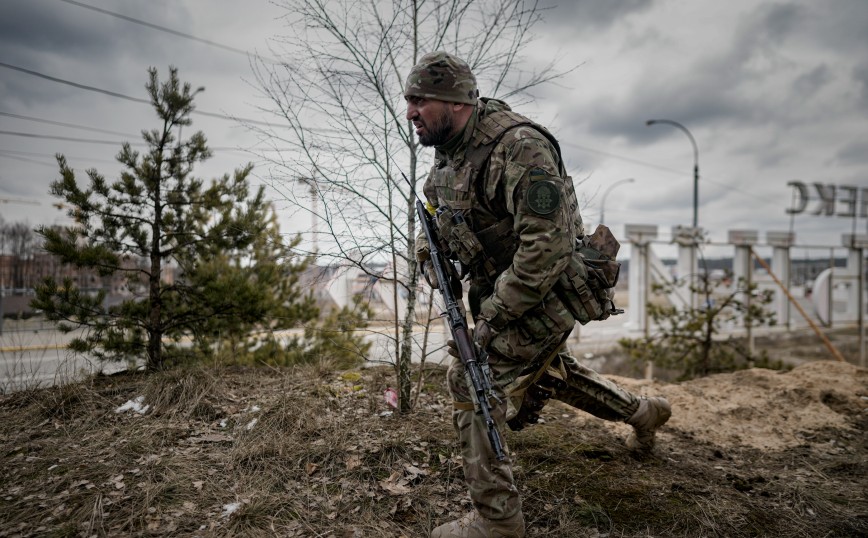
<box><xmin>1</xmin><ymin>363</ymin><xmax>865</xmax><ymax>537</ymax></box>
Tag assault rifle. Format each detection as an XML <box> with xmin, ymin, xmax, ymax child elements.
<box><xmin>415</xmin><ymin>199</ymin><xmax>507</xmax><ymax>461</ymax></box>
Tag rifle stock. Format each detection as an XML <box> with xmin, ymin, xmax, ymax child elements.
<box><xmin>416</xmin><ymin>200</ymin><xmax>507</xmax><ymax>462</ymax></box>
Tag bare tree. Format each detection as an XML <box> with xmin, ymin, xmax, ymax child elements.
<box><xmin>251</xmin><ymin>0</ymin><xmax>570</xmax><ymax>411</ymax></box>
<box><xmin>0</xmin><ymin>220</ymin><xmax>40</xmax><ymax>289</ymax></box>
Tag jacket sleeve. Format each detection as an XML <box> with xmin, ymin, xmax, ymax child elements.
<box><xmin>478</xmin><ymin>129</ymin><xmax>577</xmax><ymax>329</ymax></box>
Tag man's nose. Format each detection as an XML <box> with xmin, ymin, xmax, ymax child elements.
<box><xmin>406</xmin><ymin>104</ymin><xmax>417</xmax><ymax>120</ymax></box>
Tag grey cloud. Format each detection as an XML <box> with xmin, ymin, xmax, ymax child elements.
<box><xmin>854</xmin><ymin>62</ymin><xmax>868</xmax><ymax>109</ymax></box>
<box><xmin>0</xmin><ymin>0</ymin><xmax>109</xmax><ymax>61</ymax></box>
<box><xmin>567</xmin><ymin>1</ymin><xmax>860</xmax><ymax>146</ymax></box>
<box><xmin>577</xmin><ymin>75</ymin><xmax>744</xmax><ymax>143</ymax></box>
<box><xmin>834</xmin><ymin>141</ymin><xmax>868</xmax><ymax>166</ymax></box>
<box><xmin>756</xmin><ymin>2</ymin><xmax>803</xmax><ymax>43</ymax></box>
<box><xmin>793</xmin><ymin>64</ymin><xmax>832</xmax><ymax>99</ymax></box>
<box><xmin>537</xmin><ymin>0</ymin><xmax>656</xmax><ymax>31</ymax></box>
<box><xmin>0</xmin><ymin>0</ymin><xmax>190</xmax><ymax>63</ymax></box>
<box><xmin>0</xmin><ymin>0</ymin><xmax>196</xmax><ymax>108</ymax></box>
<box><xmin>803</xmin><ymin>0</ymin><xmax>868</xmax><ymax>52</ymax></box>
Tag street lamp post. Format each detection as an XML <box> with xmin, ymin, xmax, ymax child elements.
<box><xmin>600</xmin><ymin>178</ymin><xmax>635</xmax><ymax>226</ymax></box>
<box><xmin>646</xmin><ymin>119</ymin><xmax>699</xmax><ymax>229</ymax></box>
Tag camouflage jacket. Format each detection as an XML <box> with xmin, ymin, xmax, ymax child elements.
<box><xmin>422</xmin><ymin>98</ymin><xmax>584</xmax><ymax>361</ymax></box>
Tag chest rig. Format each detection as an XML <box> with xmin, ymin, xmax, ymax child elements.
<box><xmin>427</xmin><ymin>103</ymin><xmax>576</xmax><ymax>286</ymax></box>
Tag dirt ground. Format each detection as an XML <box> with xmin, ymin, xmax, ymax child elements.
<box><xmin>0</xmin><ymin>341</ymin><xmax>866</xmax><ymax>537</ymax></box>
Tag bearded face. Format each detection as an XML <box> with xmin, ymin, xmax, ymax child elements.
<box><xmin>406</xmin><ymin>98</ymin><xmax>457</xmax><ymax>147</ymax></box>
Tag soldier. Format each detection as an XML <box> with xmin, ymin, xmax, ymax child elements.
<box><xmin>406</xmin><ymin>52</ymin><xmax>672</xmax><ymax>538</ymax></box>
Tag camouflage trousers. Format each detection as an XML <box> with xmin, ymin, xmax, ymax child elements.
<box><xmin>446</xmin><ymin>341</ymin><xmax>640</xmax><ymax>521</ymax></box>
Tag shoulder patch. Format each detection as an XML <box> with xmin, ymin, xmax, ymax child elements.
<box><xmin>526</xmin><ymin>180</ymin><xmax>560</xmax><ymax>216</ymax></box>
<box><xmin>528</xmin><ymin>168</ymin><xmax>547</xmax><ymax>181</ymax></box>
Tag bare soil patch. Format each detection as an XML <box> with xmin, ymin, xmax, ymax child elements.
<box><xmin>1</xmin><ymin>352</ymin><xmax>866</xmax><ymax>537</ymax></box>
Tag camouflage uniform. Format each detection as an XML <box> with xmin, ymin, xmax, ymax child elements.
<box><xmin>407</xmin><ymin>52</ymin><xmax>670</xmax><ymax>536</ymax></box>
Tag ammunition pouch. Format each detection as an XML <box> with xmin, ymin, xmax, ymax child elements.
<box><xmin>555</xmin><ymin>255</ymin><xmax>604</xmax><ymax>324</ymax></box>
<box><xmin>436</xmin><ymin>206</ymin><xmax>516</xmax><ymax>283</ymax></box>
<box><xmin>554</xmin><ymin>224</ymin><xmax>623</xmax><ymax>324</ymax></box>
<box><xmin>436</xmin><ymin>206</ymin><xmax>481</xmax><ymax>262</ymax></box>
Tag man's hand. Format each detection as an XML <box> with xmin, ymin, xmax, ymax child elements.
<box><xmin>445</xmin><ymin>319</ymin><xmax>495</xmax><ymax>359</ymax></box>
<box><xmin>473</xmin><ymin>319</ymin><xmax>496</xmax><ymax>350</ymax></box>
<box><xmin>420</xmin><ymin>259</ymin><xmax>439</xmax><ymax>288</ymax></box>
<box><xmin>446</xmin><ymin>338</ymin><xmax>460</xmax><ymax>359</ymax></box>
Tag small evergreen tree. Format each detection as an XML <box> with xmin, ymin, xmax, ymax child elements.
<box><xmin>619</xmin><ymin>270</ymin><xmax>779</xmax><ymax>380</ymax></box>
<box><xmin>33</xmin><ymin>67</ymin><xmax>319</xmax><ymax>370</ymax></box>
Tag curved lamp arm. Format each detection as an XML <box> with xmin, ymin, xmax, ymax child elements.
<box><xmin>646</xmin><ymin>119</ymin><xmax>700</xmax><ymax>228</ymax></box>
<box><xmin>600</xmin><ymin>178</ymin><xmax>635</xmax><ymax>226</ymax></box>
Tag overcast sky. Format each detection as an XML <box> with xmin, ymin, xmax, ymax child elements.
<box><xmin>1</xmin><ymin>0</ymin><xmax>866</xmax><ymax>259</ymax></box>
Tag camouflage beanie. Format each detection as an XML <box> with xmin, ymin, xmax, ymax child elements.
<box><xmin>404</xmin><ymin>51</ymin><xmax>478</xmax><ymax>105</ymax></box>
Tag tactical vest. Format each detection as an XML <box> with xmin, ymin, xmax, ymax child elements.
<box><xmin>426</xmin><ymin>102</ymin><xmax>580</xmax><ymax>286</ymax></box>
<box><xmin>426</xmin><ymin>100</ymin><xmax>620</xmax><ymax>330</ymax></box>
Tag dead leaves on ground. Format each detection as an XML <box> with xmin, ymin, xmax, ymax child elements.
<box><xmin>0</xmin><ymin>365</ymin><xmax>460</xmax><ymax>537</ymax></box>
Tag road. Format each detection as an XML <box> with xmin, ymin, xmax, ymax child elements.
<box><xmin>0</xmin><ymin>316</ymin><xmax>636</xmax><ymax>393</ymax></box>
<box><xmin>0</xmin><ymin>321</ymin><xmax>129</xmax><ymax>392</ymax></box>
<box><xmin>5</xmin><ymin>309</ymin><xmax>820</xmax><ymax>394</ymax></box>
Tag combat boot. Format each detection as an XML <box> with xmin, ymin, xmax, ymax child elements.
<box><xmin>625</xmin><ymin>396</ymin><xmax>671</xmax><ymax>451</ymax></box>
<box><xmin>431</xmin><ymin>510</ymin><xmax>525</xmax><ymax>538</ymax></box>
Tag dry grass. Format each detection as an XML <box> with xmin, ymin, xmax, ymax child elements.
<box><xmin>1</xmin><ymin>362</ymin><xmax>865</xmax><ymax>537</ymax></box>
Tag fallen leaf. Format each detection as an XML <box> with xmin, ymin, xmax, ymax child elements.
<box><xmin>379</xmin><ymin>471</ymin><xmax>412</xmax><ymax>495</ymax></box>
<box><xmin>345</xmin><ymin>455</ymin><xmax>362</xmax><ymax>471</ymax></box>
<box><xmin>403</xmin><ymin>464</ymin><xmax>428</xmax><ymax>479</ymax></box>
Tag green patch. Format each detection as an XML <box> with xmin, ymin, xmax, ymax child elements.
<box><xmin>526</xmin><ymin>180</ymin><xmax>560</xmax><ymax>216</ymax></box>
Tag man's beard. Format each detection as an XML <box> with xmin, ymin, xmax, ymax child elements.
<box><xmin>418</xmin><ymin>107</ymin><xmax>455</xmax><ymax>147</ymax></box>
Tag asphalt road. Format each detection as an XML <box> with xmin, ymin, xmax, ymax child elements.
<box><xmin>0</xmin><ymin>321</ymin><xmax>130</xmax><ymax>393</ymax></box>
<box><xmin>0</xmin><ymin>316</ymin><xmax>634</xmax><ymax>393</ymax></box>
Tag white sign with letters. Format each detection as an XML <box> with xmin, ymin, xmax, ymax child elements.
<box><xmin>787</xmin><ymin>181</ymin><xmax>868</xmax><ymax>218</ymax></box>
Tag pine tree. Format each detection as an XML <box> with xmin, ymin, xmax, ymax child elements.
<box><xmin>33</xmin><ymin>67</ymin><xmax>317</xmax><ymax>370</ymax></box>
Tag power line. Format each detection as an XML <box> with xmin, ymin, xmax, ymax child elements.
<box><xmin>0</xmin><ymin>151</ymin><xmax>56</xmax><ymax>167</ymax></box>
<box><xmin>0</xmin><ymin>111</ymin><xmax>138</xmax><ymax>138</ymax></box>
<box><xmin>0</xmin><ymin>130</ymin><xmax>270</xmax><ymax>154</ymax></box>
<box><xmin>0</xmin><ymin>148</ymin><xmax>119</xmax><ymax>166</ymax></box>
<box><xmin>561</xmin><ymin>141</ymin><xmax>684</xmax><ymax>175</ymax></box>
<box><xmin>0</xmin><ymin>61</ymin><xmax>300</xmax><ymax>130</ymax></box>
<box><xmin>561</xmin><ymin>142</ymin><xmax>785</xmax><ymax>209</ymax></box>
<box><xmin>57</xmin><ymin>0</ymin><xmax>282</xmax><ymax>64</ymax></box>
<box><xmin>0</xmin><ymin>62</ymin><xmax>149</xmax><ymax>104</ymax></box>
<box><xmin>0</xmin><ymin>67</ymin><xmax>780</xmax><ymax>210</ymax></box>
<box><xmin>0</xmin><ymin>130</ymin><xmax>144</xmax><ymax>146</ymax></box>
